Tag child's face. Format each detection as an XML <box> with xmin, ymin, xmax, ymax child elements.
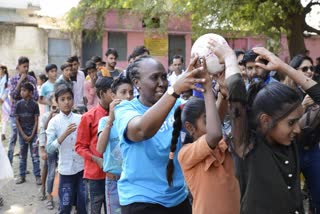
<box><xmin>20</xmin><ymin>88</ymin><xmax>32</xmax><ymax>99</ymax></box>
<box><xmin>114</xmin><ymin>83</ymin><xmax>134</xmax><ymax>101</ymax></box>
<box><xmin>18</xmin><ymin>63</ymin><xmax>29</xmax><ymax>74</ymax></box>
<box><xmin>48</xmin><ymin>68</ymin><xmax>57</xmax><ymax>80</ymax></box>
<box><xmin>87</xmin><ymin>68</ymin><xmax>97</xmax><ymax>81</ymax></box>
<box><xmin>57</xmin><ymin>92</ymin><xmax>74</xmax><ymax>114</ymax></box>
<box><xmin>63</xmin><ymin>67</ymin><xmax>72</xmax><ymax>80</ymax></box>
<box><xmin>265</xmin><ymin>105</ymin><xmax>303</xmax><ymax>146</ymax></box>
<box><xmin>186</xmin><ymin>112</ymin><xmax>206</xmax><ymax>140</ymax></box>
<box><xmin>100</xmin><ymin>89</ymin><xmax>113</xmax><ymax>107</ymax></box>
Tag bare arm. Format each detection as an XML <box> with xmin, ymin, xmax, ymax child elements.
<box><xmin>126</xmin><ymin>58</ymin><xmax>206</xmax><ymax>142</ymax></box>
<box><xmin>16</xmin><ymin>116</ymin><xmax>27</xmax><ymax>141</ymax></box>
<box><xmin>209</xmin><ymin>39</ymin><xmax>249</xmax><ymax>157</ymax></box>
<box><xmin>203</xmin><ymin>68</ymin><xmax>223</xmax><ymax>149</ymax></box>
<box><xmin>253</xmin><ymin>47</ymin><xmax>317</xmax><ymax>91</ymax></box>
<box><xmin>39</xmin><ymin>96</ymin><xmax>50</xmax><ymax>105</ymax></box>
<box><xmin>96</xmin><ymin>99</ymin><xmax>121</xmax><ymax>154</ymax></box>
<box><xmin>29</xmin><ymin>116</ymin><xmax>38</xmax><ymax>139</ymax></box>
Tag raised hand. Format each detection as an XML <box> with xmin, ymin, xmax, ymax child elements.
<box><xmin>252</xmin><ymin>47</ymin><xmax>284</xmax><ymax>72</ymax></box>
<box><xmin>64</xmin><ymin>123</ymin><xmax>77</xmax><ymax>136</ymax></box>
<box><xmin>173</xmin><ymin>56</ymin><xmax>207</xmax><ymax>94</ymax></box>
<box><xmin>108</xmin><ymin>99</ymin><xmax>122</xmax><ymax>122</ymax></box>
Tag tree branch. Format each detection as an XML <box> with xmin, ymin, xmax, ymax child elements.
<box><xmin>304</xmin><ymin>23</ymin><xmax>320</xmax><ymax>34</ymax></box>
<box><xmin>304</xmin><ymin>1</ymin><xmax>320</xmax><ymax>14</ymax></box>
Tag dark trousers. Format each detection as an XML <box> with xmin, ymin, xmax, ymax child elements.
<box><xmin>84</xmin><ymin>179</ymin><xmax>106</xmax><ymax>214</ymax></box>
<box><xmin>18</xmin><ymin>134</ymin><xmax>40</xmax><ymax>178</ymax></box>
<box><xmin>58</xmin><ymin>170</ymin><xmax>86</xmax><ymax>214</ymax></box>
<box><xmin>46</xmin><ymin>151</ymin><xmax>58</xmax><ymax>194</ymax></box>
<box><xmin>301</xmin><ymin>143</ymin><xmax>320</xmax><ymax>214</ymax></box>
<box><xmin>7</xmin><ymin>116</ymin><xmax>17</xmax><ymax>164</ymax></box>
<box><xmin>121</xmin><ymin>197</ymin><xmax>192</xmax><ymax>214</ymax></box>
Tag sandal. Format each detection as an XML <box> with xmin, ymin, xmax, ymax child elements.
<box><xmin>39</xmin><ymin>194</ymin><xmax>46</xmax><ymax>201</ymax></box>
<box><xmin>46</xmin><ymin>200</ymin><xmax>54</xmax><ymax>210</ymax></box>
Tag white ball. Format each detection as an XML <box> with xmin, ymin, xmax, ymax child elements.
<box><xmin>191</xmin><ymin>33</ymin><xmax>228</xmax><ymax>74</ymax></box>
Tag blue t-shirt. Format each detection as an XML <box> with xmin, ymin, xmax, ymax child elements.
<box><xmin>98</xmin><ymin>116</ymin><xmax>122</xmax><ymax>175</ymax></box>
<box><xmin>40</xmin><ymin>81</ymin><xmax>54</xmax><ymax>111</ymax></box>
<box><xmin>114</xmin><ymin>97</ymin><xmax>187</xmax><ymax>207</ymax></box>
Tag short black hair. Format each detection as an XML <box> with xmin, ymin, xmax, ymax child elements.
<box><xmin>55</xmin><ymin>84</ymin><xmax>74</xmax><ymax>102</ymax></box>
<box><xmin>234</xmin><ymin>49</ymin><xmax>245</xmax><ymax>58</ymax></box>
<box><xmin>105</xmin><ymin>48</ymin><xmax>119</xmax><ymax>59</ymax></box>
<box><xmin>18</xmin><ymin>56</ymin><xmax>29</xmax><ymax>65</ymax></box>
<box><xmin>95</xmin><ymin>77</ymin><xmax>114</xmax><ymax>98</ymax></box>
<box><xmin>38</xmin><ymin>73</ymin><xmax>48</xmax><ymax>82</ymax></box>
<box><xmin>85</xmin><ymin>60</ymin><xmax>97</xmax><ymax>71</ymax></box>
<box><xmin>131</xmin><ymin>46</ymin><xmax>150</xmax><ymax>59</ymax></box>
<box><xmin>45</xmin><ymin>64</ymin><xmax>57</xmax><ymax>72</ymax></box>
<box><xmin>171</xmin><ymin>55</ymin><xmax>184</xmax><ymax>64</ymax></box>
<box><xmin>90</xmin><ymin>56</ymin><xmax>102</xmax><ymax>63</ymax></box>
<box><xmin>61</xmin><ymin>62</ymin><xmax>72</xmax><ymax>71</ymax></box>
<box><xmin>240</xmin><ymin>49</ymin><xmax>268</xmax><ymax>66</ymax></box>
<box><xmin>21</xmin><ymin>82</ymin><xmax>34</xmax><ymax>92</ymax></box>
<box><xmin>111</xmin><ymin>74</ymin><xmax>133</xmax><ymax>93</ymax></box>
<box><xmin>67</xmin><ymin>55</ymin><xmax>79</xmax><ymax>63</ymax></box>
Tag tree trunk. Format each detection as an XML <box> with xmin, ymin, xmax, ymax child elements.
<box><xmin>286</xmin><ymin>13</ymin><xmax>306</xmax><ymax>59</ymax></box>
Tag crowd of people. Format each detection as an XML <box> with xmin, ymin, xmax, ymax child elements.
<box><xmin>0</xmin><ymin>41</ymin><xmax>320</xmax><ymax>214</ymax></box>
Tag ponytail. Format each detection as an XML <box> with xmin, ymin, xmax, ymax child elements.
<box><xmin>166</xmin><ymin>106</ymin><xmax>183</xmax><ymax>186</ymax></box>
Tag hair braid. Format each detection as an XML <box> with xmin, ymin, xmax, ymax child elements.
<box><xmin>166</xmin><ymin>107</ymin><xmax>182</xmax><ymax>186</ymax></box>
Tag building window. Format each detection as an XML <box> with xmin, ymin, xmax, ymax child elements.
<box><xmin>48</xmin><ymin>38</ymin><xmax>71</xmax><ymax>69</ymax></box>
<box><xmin>82</xmin><ymin>31</ymin><xmax>102</xmax><ymax>67</ymax></box>
<box><xmin>108</xmin><ymin>32</ymin><xmax>127</xmax><ymax>61</ymax></box>
<box><xmin>168</xmin><ymin>35</ymin><xmax>185</xmax><ymax>65</ymax></box>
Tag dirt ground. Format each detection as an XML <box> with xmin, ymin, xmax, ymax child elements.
<box><xmin>0</xmin><ymin>136</ymin><xmax>58</xmax><ymax>214</ymax></box>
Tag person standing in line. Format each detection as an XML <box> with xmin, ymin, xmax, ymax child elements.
<box><xmin>0</xmin><ymin>65</ymin><xmax>10</xmax><ymax>141</ymax></box>
<box><xmin>38</xmin><ymin>95</ymin><xmax>59</xmax><ymax>210</ymax></box>
<box><xmin>39</xmin><ymin>64</ymin><xmax>58</xmax><ymax>112</ymax></box>
<box><xmin>84</xmin><ymin>61</ymin><xmax>99</xmax><ymax>111</ymax></box>
<box><xmin>114</xmin><ymin>55</ymin><xmax>205</xmax><ymax>214</ymax></box>
<box><xmin>46</xmin><ymin>85</ymin><xmax>86</xmax><ymax>214</ymax></box>
<box><xmin>15</xmin><ymin>82</ymin><xmax>41</xmax><ymax>185</ymax></box>
<box><xmin>96</xmin><ymin>75</ymin><xmax>134</xmax><ymax>213</ymax></box>
<box><xmin>168</xmin><ymin>55</ymin><xmax>184</xmax><ymax>86</ymax></box>
<box><xmin>75</xmin><ymin>77</ymin><xmax>114</xmax><ymax>213</ymax></box>
<box><xmin>8</xmin><ymin>56</ymin><xmax>39</xmax><ymax>164</ymax></box>
<box><xmin>100</xmin><ymin>48</ymin><xmax>122</xmax><ymax>78</ymax></box>
<box><xmin>67</xmin><ymin>56</ymin><xmax>86</xmax><ymax>109</ymax></box>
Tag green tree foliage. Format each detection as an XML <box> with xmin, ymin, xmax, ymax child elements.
<box><xmin>66</xmin><ymin>0</ymin><xmax>320</xmax><ymax>57</ymax></box>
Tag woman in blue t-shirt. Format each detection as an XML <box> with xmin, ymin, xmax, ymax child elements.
<box><xmin>114</xmin><ymin>56</ymin><xmax>206</xmax><ymax>214</ymax></box>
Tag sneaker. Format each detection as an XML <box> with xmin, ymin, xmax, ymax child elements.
<box><xmin>15</xmin><ymin>177</ymin><xmax>26</xmax><ymax>184</ymax></box>
<box><xmin>35</xmin><ymin>177</ymin><xmax>42</xmax><ymax>185</ymax></box>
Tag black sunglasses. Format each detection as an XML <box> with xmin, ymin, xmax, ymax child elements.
<box><xmin>300</xmin><ymin>66</ymin><xmax>314</xmax><ymax>72</ymax></box>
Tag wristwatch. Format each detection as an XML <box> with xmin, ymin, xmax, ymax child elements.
<box><xmin>167</xmin><ymin>86</ymin><xmax>180</xmax><ymax>99</ymax></box>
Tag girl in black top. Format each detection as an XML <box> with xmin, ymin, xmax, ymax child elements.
<box><xmin>208</xmin><ymin>40</ymin><xmax>320</xmax><ymax>214</ymax></box>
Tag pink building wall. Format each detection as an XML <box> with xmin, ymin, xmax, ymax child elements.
<box><xmin>227</xmin><ymin>35</ymin><xmax>320</xmax><ymax>63</ymax></box>
<box><xmin>101</xmin><ymin>10</ymin><xmax>192</xmax><ymax>70</ymax></box>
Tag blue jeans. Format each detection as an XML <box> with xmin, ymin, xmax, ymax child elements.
<box><xmin>46</xmin><ymin>151</ymin><xmax>58</xmax><ymax>194</ymax></box>
<box><xmin>58</xmin><ymin>170</ymin><xmax>86</xmax><ymax>214</ymax></box>
<box><xmin>85</xmin><ymin>179</ymin><xmax>106</xmax><ymax>214</ymax></box>
<box><xmin>7</xmin><ymin>116</ymin><xmax>18</xmax><ymax>164</ymax></box>
<box><xmin>300</xmin><ymin>143</ymin><xmax>320</xmax><ymax>214</ymax></box>
<box><xmin>105</xmin><ymin>178</ymin><xmax>121</xmax><ymax>214</ymax></box>
<box><xmin>18</xmin><ymin>134</ymin><xmax>40</xmax><ymax>178</ymax></box>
